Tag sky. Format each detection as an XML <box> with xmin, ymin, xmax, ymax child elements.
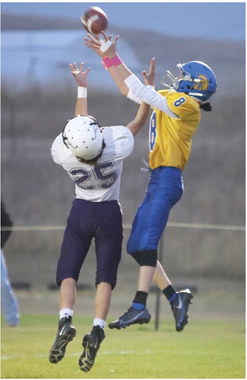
<box><xmin>1</xmin><ymin>1</ymin><xmax>245</xmax><ymax>41</ymax></box>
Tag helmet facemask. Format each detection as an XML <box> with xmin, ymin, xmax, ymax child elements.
<box><xmin>162</xmin><ymin>64</ymin><xmax>204</xmax><ymax>100</ymax></box>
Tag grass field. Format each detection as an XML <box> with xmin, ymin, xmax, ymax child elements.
<box><xmin>1</xmin><ymin>314</ymin><xmax>245</xmax><ymax>379</ymax></box>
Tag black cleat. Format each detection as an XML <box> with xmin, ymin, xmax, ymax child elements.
<box><xmin>170</xmin><ymin>289</ymin><xmax>193</xmax><ymax>332</ymax></box>
<box><xmin>108</xmin><ymin>306</ymin><xmax>151</xmax><ymax>330</ymax></box>
<box><xmin>49</xmin><ymin>316</ymin><xmax>76</xmax><ymax>363</ymax></box>
<box><xmin>79</xmin><ymin>325</ymin><xmax>105</xmax><ymax>372</ymax></box>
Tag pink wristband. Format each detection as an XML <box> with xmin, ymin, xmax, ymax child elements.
<box><xmin>101</xmin><ymin>55</ymin><xmax>123</xmax><ymax>70</ymax></box>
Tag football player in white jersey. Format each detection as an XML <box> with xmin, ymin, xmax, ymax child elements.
<box><xmin>48</xmin><ymin>61</ymin><xmax>153</xmax><ymax>372</ymax></box>
<box><xmin>84</xmin><ymin>32</ymin><xmax>217</xmax><ymax>332</ymax></box>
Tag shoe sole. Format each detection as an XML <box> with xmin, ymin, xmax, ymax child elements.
<box><xmin>176</xmin><ymin>293</ymin><xmax>193</xmax><ymax>332</ymax></box>
<box><xmin>49</xmin><ymin>328</ymin><xmax>76</xmax><ymax>364</ymax></box>
<box><xmin>109</xmin><ymin>315</ymin><xmax>151</xmax><ymax>330</ymax></box>
<box><xmin>79</xmin><ymin>335</ymin><xmax>97</xmax><ymax>372</ymax></box>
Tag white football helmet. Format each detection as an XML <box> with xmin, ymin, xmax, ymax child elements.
<box><xmin>62</xmin><ymin>115</ymin><xmax>103</xmax><ymax>160</ymax></box>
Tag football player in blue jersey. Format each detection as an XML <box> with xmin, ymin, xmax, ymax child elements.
<box><xmin>49</xmin><ymin>60</ymin><xmax>154</xmax><ymax>372</ymax></box>
<box><xmin>85</xmin><ymin>32</ymin><xmax>217</xmax><ymax>332</ymax></box>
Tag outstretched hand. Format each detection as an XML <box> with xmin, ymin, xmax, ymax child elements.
<box><xmin>142</xmin><ymin>57</ymin><xmax>156</xmax><ymax>86</ymax></box>
<box><xmin>69</xmin><ymin>62</ymin><xmax>91</xmax><ymax>87</ymax></box>
<box><xmin>84</xmin><ymin>31</ymin><xmax>119</xmax><ymax>58</ymax></box>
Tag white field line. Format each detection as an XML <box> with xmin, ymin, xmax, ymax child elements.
<box><xmin>1</xmin><ymin>349</ymin><xmax>152</xmax><ymax>360</ymax></box>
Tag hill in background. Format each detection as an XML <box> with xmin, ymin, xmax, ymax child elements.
<box><xmin>1</xmin><ymin>12</ymin><xmax>244</xmax><ymax>95</ymax></box>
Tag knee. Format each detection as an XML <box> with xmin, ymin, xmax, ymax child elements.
<box><xmin>131</xmin><ymin>250</ymin><xmax>157</xmax><ymax>267</ymax></box>
<box><xmin>96</xmin><ymin>279</ymin><xmax>116</xmax><ymax>290</ymax></box>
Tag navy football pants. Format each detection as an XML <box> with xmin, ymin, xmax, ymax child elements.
<box><xmin>56</xmin><ymin>199</ymin><xmax>123</xmax><ymax>289</ymax></box>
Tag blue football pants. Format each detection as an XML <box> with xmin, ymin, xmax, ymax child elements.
<box><xmin>127</xmin><ymin>167</ymin><xmax>184</xmax><ymax>254</ymax></box>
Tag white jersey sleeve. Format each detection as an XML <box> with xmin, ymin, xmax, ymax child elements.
<box><xmin>124</xmin><ymin>74</ymin><xmax>178</xmax><ymax>118</ymax></box>
<box><xmin>51</xmin><ymin>133</ymin><xmax>70</xmax><ymax>165</ymax></box>
<box><xmin>127</xmin><ymin>85</ymin><xmax>155</xmax><ymax>105</ymax></box>
<box><xmin>102</xmin><ymin>125</ymin><xmax>134</xmax><ymax>160</ymax></box>
<box><xmin>50</xmin><ymin>126</ymin><xmax>134</xmax><ymax>202</ymax></box>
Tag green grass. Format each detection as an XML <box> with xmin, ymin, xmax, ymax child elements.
<box><xmin>1</xmin><ymin>315</ymin><xmax>245</xmax><ymax>379</ymax></box>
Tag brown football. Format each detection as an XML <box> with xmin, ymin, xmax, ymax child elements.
<box><xmin>81</xmin><ymin>7</ymin><xmax>108</xmax><ymax>35</ymax></box>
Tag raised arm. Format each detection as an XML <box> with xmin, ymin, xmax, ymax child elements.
<box><xmin>84</xmin><ymin>33</ymin><xmax>178</xmax><ymax>118</ymax></box>
<box><xmin>126</xmin><ymin>101</ymin><xmax>150</xmax><ymax>136</ymax></box>
<box><xmin>126</xmin><ymin>58</ymin><xmax>155</xmax><ymax>136</ymax></box>
<box><xmin>84</xmin><ymin>33</ymin><xmax>131</xmax><ymax>96</ymax></box>
<box><xmin>69</xmin><ymin>62</ymin><xmax>91</xmax><ymax>115</ymax></box>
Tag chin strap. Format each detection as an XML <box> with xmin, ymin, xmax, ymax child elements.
<box><xmin>200</xmin><ymin>102</ymin><xmax>212</xmax><ymax>112</ymax></box>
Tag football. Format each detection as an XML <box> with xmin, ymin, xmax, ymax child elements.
<box><xmin>81</xmin><ymin>7</ymin><xmax>108</xmax><ymax>35</ymax></box>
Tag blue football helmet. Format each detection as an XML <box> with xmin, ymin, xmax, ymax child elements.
<box><xmin>162</xmin><ymin>61</ymin><xmax>217</xmax><ymax>102</ymax></box>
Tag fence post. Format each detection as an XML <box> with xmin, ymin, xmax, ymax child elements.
<box><xmin>154</xmin><ymin>235</ymin><xmax>164</xmax><ymax>330</ymax></box>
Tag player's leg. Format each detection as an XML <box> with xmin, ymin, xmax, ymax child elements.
<box><xmin>1</xmin><ymin>250</ymin><xmax>19</xmax><ymax>326</ymax></box>
<box><xmin>108</xmin><ymin>264</ymin><xmax>153</xmax><ymax>330</ymax></box>
<box><xmin>94</xmin><ymin>281</ymin><xmax>112</xmax><ymax>320</ymax></box>
<box><xmin>109</xmin><ymin>181</ymin><xmax>157</xmax><ymax>329</ymax></box>
<box><xmin>154</xmin><ymin>260</ymin><xmax>193</xmax><ymax>331</ymax></box>
<box><xmin>49</xmin><ymin>199</ymin><xmax>92</xmax><ymax>364</ymax></box>
<box><xmin>150</xmin><ymin>168</ymin><xmax>193</xmax><ymax>331</ymax></box>
<box><xmin>109</xmin><ymin>167</ymin><xmax>184</xmax><ymax>330</ymax></box>
<box><xmin>59</xmin><ymin>277</ymin><xmax>76</xmax><ymax>311</ymax></box>
<box><xmin>79</xmin><ymin>282</ymin><xmax>110</xmax><ymax>372</ymax></box>
<box><xmin>49</xmin><ymin>278</ymin><xmax>77</xmax><ymax>364</ymax></box>
<box><xmin>154</xmin><ymin>260</ymin><xmax>172</xmax><ymax>289</ymax></box>
<box><xmin>79</xmin><ymin>200</ymin><xmax>122</xmax><ymax>372</ymax></box>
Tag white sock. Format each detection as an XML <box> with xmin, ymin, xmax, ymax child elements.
<box><xmin>93</xmin><ymin>318</ymin><xmax>106</xmax><ymax>329</ymax></box>
<box><xmin>59</xmin><ymin>308</ymin><xmax>73</xmax><ymax>320</ymax></box>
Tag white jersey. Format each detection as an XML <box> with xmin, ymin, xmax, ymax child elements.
<box><xmin>51</xmin><ymin>126</ymin><xmax>134</xmax><ymax>202</ymax></box>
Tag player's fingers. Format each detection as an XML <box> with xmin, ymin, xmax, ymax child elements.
<box><xmin>112</xmin><ymin>35</ymin><xmax>119</xmax><ymax>48</ymax></box>
<box><xmin>84</xmin><ymin>37</ymin><xmax>101</xmax><ymax>49</ymax></box>
<box><xmin>150</xmin><ymin>57</ymin><xmax>156</xmax><ymax>71</ymax></box>
<box><xmin>94</xmin><ymin>34</ymin><xmax>101</xmax><ymax>41</ymax></box>
<box><xmin>84</xmin><ymin>40</ymin><xmax>97</xmax><ymax>49</ymax></box>
<box><xmin>69</xmin><ymin>63</ymin><xmax>75</xmax><ymax>69</ymax></box>
<box><xmin>142</xmin><ymin>71</ymin><xmax>147</xmax><ymax>79</ymax></box>
<box><xmin>101</xmin><ymin>31</ymin><xmax>108</xmax><ymax>41</ymax></box>
<box><xmin>89</xmin><ymin>33</ymin><xmax>101</xmax><ymax>45</ymax></box>
<box><xmin>89</xmin><ymin>43</ymin><xmax>101</xmax><ymax>50</ymax></box>
<box><xmin>69</xmin><ymin>63</ymin><xmax>76</xmax><ymax>72</ymax></box>
<box><xmin>85</xmin><ymin>33</ymin><xmax>95</xmax><ymax>42</ymax></box>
